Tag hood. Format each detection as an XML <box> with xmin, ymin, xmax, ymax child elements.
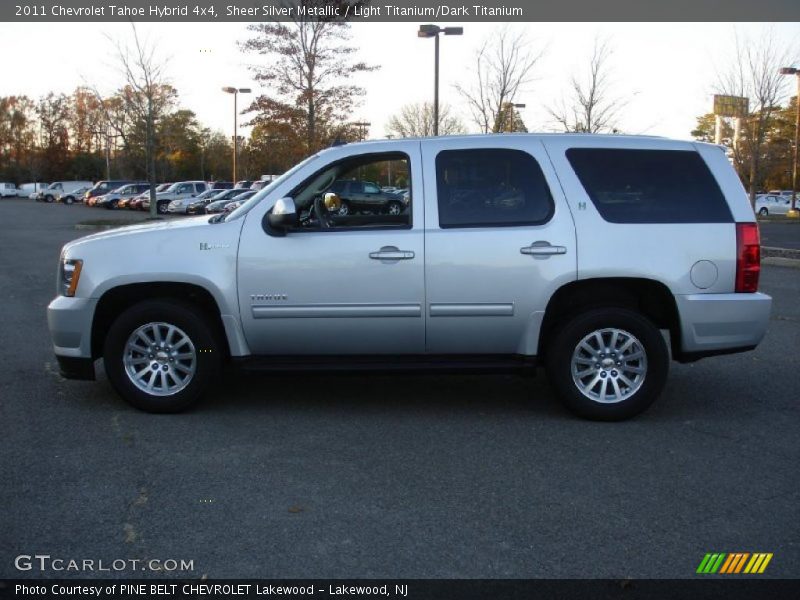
<box><xmin>64</xmin><ymin>215</ymin><xmax>213</xmax><ymax>252</ymax></box>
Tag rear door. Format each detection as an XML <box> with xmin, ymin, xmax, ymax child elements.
<box><xmin>421</xmin><ymin>137</ymin><xmax>577</xmax><ymax>356</ymax></box>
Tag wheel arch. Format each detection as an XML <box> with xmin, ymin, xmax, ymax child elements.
<box><xmin>538</xmin><ymin>277</ymin><xmax>681</xmax><ymax>360</ymax></box>
<box><xmin>91</xmin><ymin>282</ymin><xmax>232</xmax><ymax>361</ymax></box>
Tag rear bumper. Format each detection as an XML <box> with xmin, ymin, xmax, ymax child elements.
<box><xmin>675</xmin><ymin>292</ymin><xmax>771</xmax><ymax>357</ymax></box>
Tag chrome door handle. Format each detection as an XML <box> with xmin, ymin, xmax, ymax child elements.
<box><xmin>520</xmin><ymin>242</ymin><xmax>567</xmax><ymax>256</ymax></box>
<box><xmin>369</xmin><ymin>246</ymin><xmax>415</xmax><ymax>260</ymax></box>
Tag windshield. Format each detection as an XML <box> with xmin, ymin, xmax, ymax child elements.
<box><xmin>221</xmin><ymin>154</ymin><xmax>320</xmax><ymax>222</ymax></box>
<box><xmin>164</xmin><ymin>183</ymin><xmax>180</xmax><ymax>193</ymax></box>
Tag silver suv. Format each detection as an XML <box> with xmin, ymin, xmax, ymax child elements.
<box><xmin>47</xmin><ymin>135</ymin><xmax>771</xmax><ymax>420</ymax></box>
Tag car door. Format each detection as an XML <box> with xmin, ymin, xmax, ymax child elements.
<box><xmin>421</xmin><ymin>137</ymin><xmax>577</xmax><ymax>356</ymax></box>
<box><xmin>237</xmin><ymin>142</ymin><xmax>426</xmax><ymax>356</ymax></box>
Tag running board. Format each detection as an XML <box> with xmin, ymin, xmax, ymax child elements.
<box><xmin>233</xmin><ymin>354</ymin><xmax>538</xmax><ymax>375</ymax></box>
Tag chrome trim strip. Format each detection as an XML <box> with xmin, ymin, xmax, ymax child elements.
<box><xmin>429</xmin><ymin>303</ymin><xmax>514</xmax><ymax>317</ymax></box>
<box><xmin>252</xmin><ymin>304</ymin><xmax>422</xmax><ymax>319</ymax></box>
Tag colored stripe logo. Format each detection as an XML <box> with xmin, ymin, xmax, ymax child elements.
<box><xmin>696</xmin><ymin>553</ymin><xmax>773</xmax><ymax>574</ymax></box>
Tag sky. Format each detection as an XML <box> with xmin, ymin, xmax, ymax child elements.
<box><xmin>0</xmin><ymin>21</ymin><xmax>798</xmax><ymax>142</ymax></box>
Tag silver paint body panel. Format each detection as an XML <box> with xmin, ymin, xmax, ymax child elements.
<box><xmin>46</xmin><ymin>134</ymin><xmax>770</xmax><ymax>365</ymax></box>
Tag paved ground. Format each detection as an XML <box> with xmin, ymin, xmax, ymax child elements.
<box><xmin>1</xmin><ymin>198</ymin><xmax>798</xmax><ymax>579</ymax></box>
<box><xmin>760</xmin><ymin>221</ymin><xmax>800</xmax><ymax>250</ymax></box>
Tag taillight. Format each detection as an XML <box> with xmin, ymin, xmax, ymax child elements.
<box><xmin>735</xmin><ymin>223</ymin><xmax>760</xmax><ymax>293</ymax></box>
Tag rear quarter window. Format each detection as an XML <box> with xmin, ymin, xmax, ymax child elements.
<box><xmin>565</xmin><ymin>148</ymin><xmax>733</xmax><ymax>224</ymax></box>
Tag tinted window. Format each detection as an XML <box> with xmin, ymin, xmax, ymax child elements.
<box><xmin>364</xmin><ymin>183</ymin><xmax>380</xmax><ymax>194</ymax></box>
<box><xmin>566</xmin><ymin>149</ymin><xmax>733</xmax><ymax>224</ymax></box>
<box><xmin>436</xmin><ymin>149</ymin><xmax>554</xmax><ymax>228</ymax></box>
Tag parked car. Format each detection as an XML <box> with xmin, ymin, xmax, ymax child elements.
<box><xmin>146</xmin><ymin>181</ymin><xmax>208</xmax><ymax>214</ymax></box>
<box><xmin>193</xmin><ymin>188</ymin><xmax>250</xmax><ymax>214</ymax></box>
<box><xmin>56</xmin><ymin>186</ymin><xmax>92</xmax><ymax>205</ymax></box>
<box><xmin>1</xmin><ymin>183</ymin><xmax>20</xmax><ymax>197</ymax></box>
<box><xmin>47</xmin><ymin>134</ymin><xmax>771</xmax><ymax>420</ymax></box>
<box><xmin>94</xmin><ymin>183</ymin><xmax>149</xmax><ymax>209</ymax></box>
<box><xmin>328</xmin><ymin>179</ymin><xmax>407</xmax><ymax>215</ymax></box>
<box><xmin>126</xmin><ymin>183</ymin><xmax>171</xmax><ymax>210</ymax></box>
<box><xmin>234</xmin><ymin>180</ymin><xmax>253</xmax><ymax>190</ymax></box>
<box><xmin>167</xmin><ymin>188</ymin><xmax>225</xmax><ymax>215</ymax></box>
<box><xmin>85</xmin><ymin>180</ymin><xmax>136</xmax><ymax>205</ymax></box>
<box><xmin>37</xmin><ymin>181</ymin><xmax>94</xmax><ymax>203</ymax></box>
<box><xmin>755</xmin><ymin>193</ymin><xmax>793</xmax><ymax>216</ymax></box>
<box><xmin>208</xmin><ymin>181</ymin><xmax>234</xmax><ymax>190</ymax></box>
<box><xmin>18</xmin><ymin>182</ymin><xmax>49</xmax><ymax>199</ymax></box>
<box><xmin>222</xmin><ymin>191</ymin><xmax>257</xmax><ymax>213</ymax></box>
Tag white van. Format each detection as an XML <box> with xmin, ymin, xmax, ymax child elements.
<box><xmin>37</xmin><ymin>181</ymin><xmax>94</xmax><ymax>203</ymax></box>
<box><xmin>0</xmin><ymin>183</ymin><xmax>19</xmax><ymax>197</ymax></box>
<box><xmin>19</xmin><ymin>183</ymin><xmax>50</xmax><ymax>199</ymax></box>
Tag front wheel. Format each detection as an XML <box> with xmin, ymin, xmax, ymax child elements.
<box><xmin>758</xmin><ymin>208</ymin><xmax>768</xmax><ymax>216</ymax></box>
<box><xmin>157</xmin><ymin>201</ymin><xmax>168</xmax><ymax>214</ymax></box>
<box><xmin>386</xmin><ymin>201</ymin><xmax>403</xmax><ymax>216</ymax></box>
<box><xmin>103</xmin><ymin>300</ymin><xmax>221</xmax><ymax>413</ymax></box>
<box><xmin>545</xmin><ymin>307</ymin><xmax>668</xmax><ymax>421</ymax></box>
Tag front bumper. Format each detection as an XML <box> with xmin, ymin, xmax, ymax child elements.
<box><xmin>675</xmin><ymin>292</ymin><xmax>771</xmax><ymax>357</ymax></box>
<box><xmin>47</xmin><ymin>295</ymin><xmax>98</xmax><ymax>369</ymax></box>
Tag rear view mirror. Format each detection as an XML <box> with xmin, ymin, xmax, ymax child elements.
<box><xmin>267</xmin><ymin>197</ymin><xmax>298</xmax><ymax>234</ymax></box>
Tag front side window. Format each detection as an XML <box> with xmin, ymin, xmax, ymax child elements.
<box><xmin>288</xmin><ymin>152</ymin><xmax>412</xmax><ymax>231</ymax></box>
<box><xmin>566</xmin><ymin>148</ymin><xmax>733</xmax><ymax>224</ymax></box>
<box><xmin>435</xmin><ymin>149</ymin><xmax>554</xmax><ymax>228</ymax></box>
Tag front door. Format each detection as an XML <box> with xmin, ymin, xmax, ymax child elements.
<box><xmin>237</xmin><ymin>144</ymin><xmax>425</xmax><ymax>355</ymax></box>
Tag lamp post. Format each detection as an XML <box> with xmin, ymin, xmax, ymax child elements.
<box><xmin>417</xmin><ymin>24</ymin><xmax>463</xmax><ymax>136</ymax></box>
<box><xmin>222</xmin><ymin>86</ymin><xmax>251</xmax><ymax>183</ymax></box>
<box><xmin>779</xmin><ymin>67</ymin><xmax>800</xmax><ymax>215</ymax></box>
<box><xmin>506</xmin><ymin>103</ymin><xmax>525</xmax><ymax>132</ymax></box>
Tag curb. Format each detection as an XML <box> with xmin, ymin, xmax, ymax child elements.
<box><xmin>762</xmin><ymin>246</ymin><xmax>800</xmax><ymax>260</ymax></box>
<box><xmin>763</xmin><ymin>257</ymin><xmax>800</xmax><ymax>269</ymax></box>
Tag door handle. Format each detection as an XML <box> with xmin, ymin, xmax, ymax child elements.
<box><xmin>369</xmin><ymin>246</ymin><xmax>415</xmax><ymax>260</ymax></box>
<box><xmin>520</xmin><ymin>241</ymin><xmax>567</xmax><ymax>256</ymax></box>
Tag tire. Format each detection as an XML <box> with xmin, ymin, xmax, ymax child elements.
<box><xmin>157</xmin><ymin>201</ymin><xmax>168</xmax><ymax>214</ymax></box>
<box><xmin>65</xmin><ymin>196</ymin><xmax>74</xmax><ymax>205</ymax></box>
<box><xmin>387</xmin><ymin>201</ymin><xmax>402</xmax><ymax>216</ymax></box>
<box><xmin>45</xmin><ymin>194</ymin><xmax>55</xmax><ymax>203</ymax></box>
<box><xmin>105</xmin><ymin>200</ymin><xmax>117</xmax><ymax>210</ymax></box>
<box><xmin>337</xmin><ymin>200</ymin><xmax>351</xmax><ymax>216</ymax></box>
<box><xmin>103</xmin><ymin>299</ymin><xmax>221</xmax><ymax>413</ymax></box>
<box><xmin>758</xmin><ymin>208</ymin><xmax>768</xmax><ymax>216</ymax></box>
<box><xmin>545</xmin><ymin>307</ymin><xmax>668</xmax><ymax>421</ymax></box>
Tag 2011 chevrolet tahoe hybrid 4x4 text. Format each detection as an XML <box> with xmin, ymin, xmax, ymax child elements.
<box><xmin>47</xmin><ymin>134</ymin><xmax>771</xmax><ymax>420</ymax></box>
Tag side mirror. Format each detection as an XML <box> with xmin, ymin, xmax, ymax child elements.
<box><xmin>267</xmin><ymin>197</ymin><xmax>298</xmax><ymax>233</ymax></box>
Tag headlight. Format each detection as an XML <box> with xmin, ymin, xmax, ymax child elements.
<box><xmin>61</xmin><ymin>259</ymin><xmax>83</xmax><ymax>297</ymax></box>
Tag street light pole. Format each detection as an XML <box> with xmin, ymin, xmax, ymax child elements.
<box><xmin>222</xmin><ymin>86</ymin><xmax>251</xmax><ymax>182</ymax></box>
<box><xmin>507</xmin><ymin>103</ymin><xmax>525</xmax><ymax>133</ymax></box>
<box><xmin>418</xmin><ymin>24</ymin><xmax>463</xmax><ymax>136</ymax></box>
<box><xmin>779</xmin><ymin>68</ymin><xmax>800</xmax><ymax>214</ymax></box>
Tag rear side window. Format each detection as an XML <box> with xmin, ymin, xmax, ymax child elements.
<box><xmin>566</xmin><ymin>149</ymin><xmax>732</xmax><ymax>224</ymax></box>
<box><xmin>436</xmin><ymin>149</ymin><xmax>554</xmax><ymax>228</ymax></box>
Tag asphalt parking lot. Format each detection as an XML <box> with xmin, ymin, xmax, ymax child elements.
<box><xmin>1</xmin><ymin>198</ymin><xmax>798</xmax><ymax>579</ymax></box>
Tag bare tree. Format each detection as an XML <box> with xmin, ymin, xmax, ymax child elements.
<box><xmin>455</xmin><ymin>27</ymin><xmax>543</xmax><ymax>133</ymax></box>
<box><xmin>717</xmin><ymin>30</ymin><xmax>792</xmax><ymax>206</ymax></box>
<box><xmin>241</xmin><ymin>1</ymin><xmax>377</xmax><ymax>153</ymax></box>
<box><xmin>110</xmin><ymin>24</ymin><xmax>173</xmax><ymax>217</ymax></box>
<box><xmin>548</xmin><ymin>38</ymin><xmax>625</xmax><ymax>134</ymax></box>
<box><xmin>386</xmin><ymin>102</ymin><xmax>465</xmax><ymax>138</ymax></box>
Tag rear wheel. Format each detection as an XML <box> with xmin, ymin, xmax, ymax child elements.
<box><xmin>758</xmin><ymin>208</ymin><xmax>768</xmax><ymax>216</ymax></box>
<box><xmin>545</xmin><ymin>307</ymin><xmax>668</xmax><ymax>421</ymax></box>
<box><xmin>103</xmin><ymin>299</ymin><xmax>221</xmax><ymax>413</ymax></box>
<box><xmin>45</xmin><ymin>194</ymin><xmax>55</xmax><ymax>203</ymax></box>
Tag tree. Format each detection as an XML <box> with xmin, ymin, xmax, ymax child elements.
<box><xmin>110</xmin><ymin>23</ymin><xmax>173</xmax><ymax>216</ymax></box>
<box><xmin>385</xmin><ymin>102</ymin><xmax>465</xmax><ymax>138</ymax></box>
<box><xmin>240</xmin><ymin>1</ymin><xmax>377</xmax><ymax>153</ymax></box>
<box><xmin>36</xmin><ymin>93</ymin><xmax>72</xmax><ymax>180</ymax></box>
<box><xmin>548</xmin><ymin>38</ymin><xmax>625</xmax><ymax>134</ymax></box>
<box><xmin>455</xmin><ymin>27</ymin><xmax>542</xmax><ymax>134</ymax></box>
<box><xmin>716</xmin><ymin>30</ymin><xmax>792</xmax><ymax>206</ymax></box>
